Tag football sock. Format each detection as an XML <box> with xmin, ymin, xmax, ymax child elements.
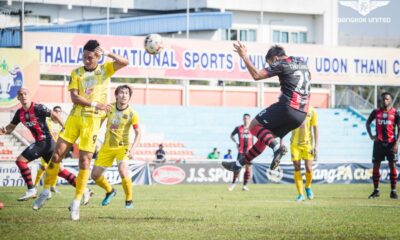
<box><xmin>305</xmin><ymin>171</ymin><xmax>313</xmax><ymax>188</ymax></box>
<box><xmin>44</xmin><ymin>162</ymin><xmax>60</xmax><ymax>190</ymax></box>
<box><xmin>388</xmin><ymin>161</ymin><xmax>397</xmax><ymax>191</ymax></box>
<box><xmin>34</xmin><ymin>168</ymin><xmax>45</xmax><ymax>187</ymax></box>
<box><xmin>16</xmin><ymin>160</ymin><xmax>34</xmax><ymax>189</ymax></box>
<box><xmin>58</xmin><ymin>168</ymin><xmax>76</xmax><ymax>187</ymax></box>
<box><xmin>95</xmin><ymin>175</ymin><xmax>113</xmax><ymax>193</ymax></box>
<box><xmin>372</xmin><ymin>162</ymin><xmax>381</xmax><ymax>190</ymax></box>
<box><xmin>243</xmin><ymin>140</ymin><xmax>267</xmax><ymax>165</ymax></box>
<box><xmin>294</xmin><ymin>170</ymin><xmax>304</xmax><ymax>195</ymax></box>
<box><xmin>122</xmin><ymin>177</ymin><xmax>133</xmax><ymax>201</ymax></box>
<box><xmin>75</xmin><ymin>169</ymin><xmax>90</xmax><ymax>201</ymax></box>
<box><xmin>244</xmin><ymin>166</ymin><xmax>251</xmax><ymax>185</ymax></box>
<box><xmin>232</xmin><ymin>171</ymin><xmax>239</xmax><ymax>184</ymax></box>
<box><xmin>250</xmin><ymin>125</ymin><xmax>278</xmax><ymax>150</ymax></box>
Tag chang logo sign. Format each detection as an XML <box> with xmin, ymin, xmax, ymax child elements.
<box><xmin>152</xmin><ymin>165</ymin><xmax>186</xmax><ymax>185</ymax></box>
<box><xmin>0</xmin><ymin>60</ymin><xmax>23</xmax><ymax>107</ymax></box>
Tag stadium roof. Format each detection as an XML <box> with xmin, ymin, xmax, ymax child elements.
<box><xmin>0</xmin><ymin>12</ymin><xmax>232</xmax><ymax>47</ymax></box>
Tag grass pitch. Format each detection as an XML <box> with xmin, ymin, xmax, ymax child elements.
<box><xmin>0</xmin><ymin>184</ymin><xmax>399</xmax><ymax>240</ymax></box>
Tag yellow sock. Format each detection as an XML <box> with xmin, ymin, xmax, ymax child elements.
<box><xmin>305</xmin><ymin>171</ymin><xmax>313</xmax><ymax>188</ymax></box>
<box><xmin>95</xmin><ymin>175</ymin><xmax>113</xmax><ymax>193</ymax></box>
<box><xmin>75</xmin><ymin>169</ymin><xmax>90</xmax><ymax>201</ymax></box>
<box><xmin>294</xmin><ymin>170</ymin><xmax>304</xmax><ymax>195</ymax></box>
<box><xmin>34</xmin><ymin>168</ymin><xmax>45</xmax><ymax>187</ymax></box>
<box><xmin>44</xmin><ymin>162</ymin><xmax>60</xmax><ymax>189</ymax></box>
<box><xmin>122</xmin><ymin>177</ymin><xmax>133</xmax><ymax>201</ymax></box>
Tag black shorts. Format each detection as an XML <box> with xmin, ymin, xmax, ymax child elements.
<box><xmin>372</xmin><ymin>141</ymin><xmax>398</xmax><ymax>163</ymax></box>
<box><xmin>255</xmin><ymin>102</ymin><xmax>307</xmax><ymax>138</ymax></box>
<box><xmin>21</xmin><ymin>139</ymin><xmax>56</xmax><ymax>163</ymax></box>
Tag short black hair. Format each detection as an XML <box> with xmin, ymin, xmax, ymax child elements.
<box><xmin>265</xmin><ymin>45</ymin><xmax>286</xmax><ymax>62</ymax></box>
<box><xmin>381</xmin><ymin>92</ymin><xmax>393</xmax><ymax>99</ymax></box>
<box><xmin>243</xmin><ymin>113</ymin><xmax>250</xmax><ymax>118</ymax></box>
<box><xmin>115</xmin><ymin>85</ymin><xmax>132</xmax><ymax>98</ymax></box>
<box><xmin>53</xmin><ymin>106</ymin><xmax>62</xmax><ymax>111</ymax></box>
<box><xmin>83</xmin><ymin>40</ymin><xmax>100</xmax><ymax>52</ymax></box>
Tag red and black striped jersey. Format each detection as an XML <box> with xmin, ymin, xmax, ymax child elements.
<box><xmin>231</xmin><ymin>125</ymin><xmax>254</xmax><ymax>154</ymax></box>
<box><xmin>368</xmin><ymin>107</ymin><xmax>400</xmax><ymax>143</ymax></box>
<box><xmin>264</xmin><ymin>57</ymin><xmax>311</xmax><ymax>113</ymax></box>
<box><xmin>11</xmin><ymin>102</ymin><xmax>52</xmax><ymax>142</ymax></box>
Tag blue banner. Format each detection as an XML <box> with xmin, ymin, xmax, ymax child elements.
<box><xmin>252</xmin><ymin>162</ymin><xmax>400</xmax><ymax>184</ymax></box>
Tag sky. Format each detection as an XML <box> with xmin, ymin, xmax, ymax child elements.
<box><xmin>338</xmin><ymin>0</ymin><xmax>400</xmax><ymax>38</ymax></box>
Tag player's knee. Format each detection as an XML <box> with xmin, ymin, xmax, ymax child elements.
<box><xmin>51</xmin><ymin>152</ymin><xmax>62</xmax><ymax>163</ymax></box>
<box><xmin>40</xmin><ymin>165</ymin><xmax>46</xmax><ymax>171</ymax></box>
<box><xmin>16</xmin><ymin>156</ymin><xmax>28</xmax><ymax>163</ymax></box>
<box><xmin>118</xmin><ymin>163</ymin><xmax>127</xmax><ymax>178</ymax></box>
<box><xmin>293</xmin><ymin>161</ymin><xmax>301</xmax><ymax>171</ymax></box>
<box><xmin>91</xmin><ymin>171</ymin><xmax>100</xmax><ymax>180</ymax></box>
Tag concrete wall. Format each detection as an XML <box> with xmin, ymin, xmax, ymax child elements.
<box><xmin>32</xmin><ymin>81</ymin><xmax>330</xmax><ymax>108</ymax></box>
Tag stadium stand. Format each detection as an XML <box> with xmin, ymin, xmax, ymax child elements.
<box><xmin>0</xmin><ymin>134</ymin><xmax>27</xmax><ymax>161</ymax></box>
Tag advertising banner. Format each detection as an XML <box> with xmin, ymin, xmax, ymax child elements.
<box><xmin>0</xmin><ymin>162</ymin><xmax>38</xmax><ymax>187</ymax></box>
<box><xmin>23</xmin><ymin>32</ymin><xmax>400</xmax><ymax>85</ymax></box>
<box><xmin>59</xmin><ymin>160</ymin><xmax>151</xmax><ymax>185</ymax></box>
<box><xmin>0</xmin><ymin>48</ymin><xmax>40</xmax><ymax>109</ymax></box>
<box><xmin>151</xmin><ymin>163</ymin><xmax>247</xmax><ymax>185</ymax></box>
<box><xmin>252</xmin><ymin>162</ymin><xmax>399</xmax><ymax>184</ymax></box>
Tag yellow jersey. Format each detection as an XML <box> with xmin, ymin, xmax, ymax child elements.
<box><xmin>290</xmin><ymin>107</ymin><xmax>318</xmax><ymax>146</ymax></box>
<box><xmin>103</xmin><ymin>103</ymin><xmax>140</xmax><ymax>148</ymax></box>
<box><xmin>68</xmin><ymin>61</ymin><xmax>115</xmax><ymax>118</ymax></box>
<box><xmin>46</xmin><ymin>118</ymin><xmax>63</xmax><ymax>141</ymax></box>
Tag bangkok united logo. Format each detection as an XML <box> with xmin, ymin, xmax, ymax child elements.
<box><xmin>0</xmin><ymin>60</ymin><xmax>23</xmax><ymax>107</ymax></box>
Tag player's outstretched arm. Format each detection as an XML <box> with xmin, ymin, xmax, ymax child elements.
<box><xmin>128</xmin><ymin>127</ymin><xmax>142</xmax><ymax>159</ymax></box>
<box><xmin>95</xmin><ymin>47</ymin><xmax>128</xmax><ymax>72</ymax></box>
<box><xmin>233</xmin><ymin>41</ymin><xmax>268</xmax><ymax>80</ymax></box>
<box><xmin>0</xmin><ymin>124</ymin><xmax>16</xmax><ymax>135</ymax></box>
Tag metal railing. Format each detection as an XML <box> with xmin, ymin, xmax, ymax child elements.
<box><xmin>336</xmin><ymin>88</ymin><xmax>374</xmax><ymax>111</ymax></box>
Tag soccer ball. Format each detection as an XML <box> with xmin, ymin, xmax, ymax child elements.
<box><xmin>144</xmin><ymin>33</ymin><xmax>163</xmax><ymax>55</ymax></box>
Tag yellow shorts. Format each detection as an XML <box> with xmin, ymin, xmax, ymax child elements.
<box><xmin>94</xmin><ymin>146</ymin><xmax>129</xmax><ymax>168</ymax></box>
<box><xmin>291</xmin><ymin>144</ymin><xmax>314</xmax><ymax>161</ymax></box>
<box><xmin>59</xmin><ymin>115</ymin><xmax>102</xmax><ymax>153</ymax></box>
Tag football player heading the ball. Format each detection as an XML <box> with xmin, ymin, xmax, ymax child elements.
<box><xmin>33</xmin><ymin>40</ymin><xmax>129</xmax><ymax>221</ymax></box>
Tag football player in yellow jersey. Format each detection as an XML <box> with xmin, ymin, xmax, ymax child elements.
<box><xmin>91</xmin><ymin>85</ymin><xmax>141</xmax><ymax>209</ymax></box>
<box><xmin>290</xmin><ymin>106</ymin><xmax>318</xmax><ymax>202</ymax></box>
<box><xmin>33</xmin><ymin>40</ymin><xmax>128</xmax><ymax>220</ymax></box>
